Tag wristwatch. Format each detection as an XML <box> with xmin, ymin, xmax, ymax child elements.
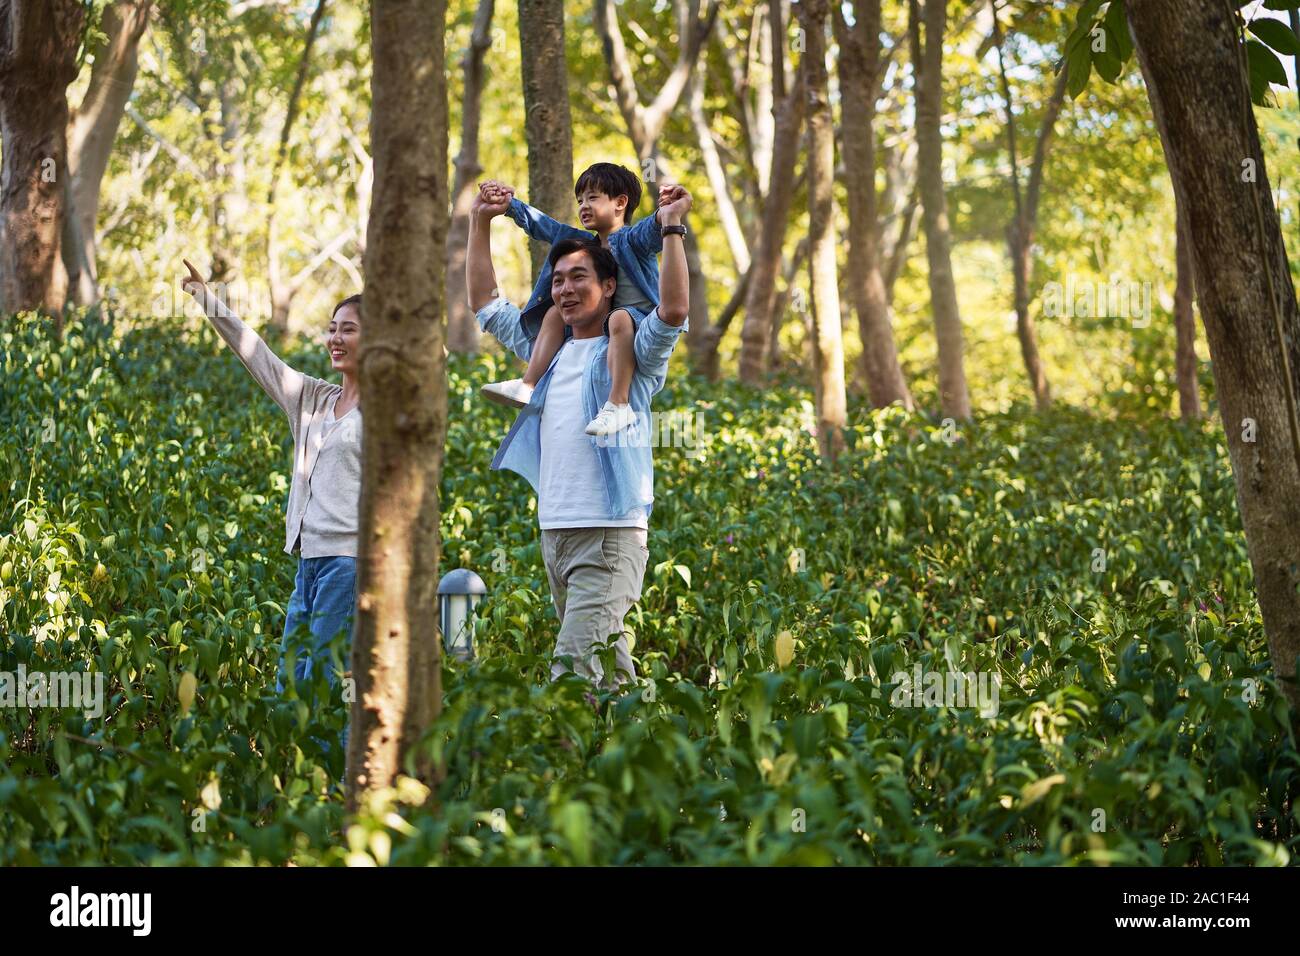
<box><xmin>661</xmin><ymin>224</ymin><xmax>687</xmax><ymax>238</ymax></box>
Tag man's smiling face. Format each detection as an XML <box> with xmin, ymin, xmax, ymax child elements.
<box><xmin>550</xmin><ymin>250</ymin><xmax>616</xmax><ymax>333</ymax></box>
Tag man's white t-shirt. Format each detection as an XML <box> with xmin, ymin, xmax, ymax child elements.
<box><xmin>538</xmin><ymin>336</ymin><xmax>647</xmax><ymax>530</ymax></box>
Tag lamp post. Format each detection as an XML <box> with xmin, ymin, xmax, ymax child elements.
<box><xmin>437</xmin><ymin>568</ymin><xmax>486</xmax><ymax>662</ymax></box>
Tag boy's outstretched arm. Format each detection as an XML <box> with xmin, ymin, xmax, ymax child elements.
<box><xmin>468</xmin><ymin>193</ymin><xmax>535</xmax><ymax>362</ymax></box>
<box><xmin>487</xmin><ymin>181</ymin><xmax>587</xmax><ymax>243</ymax></box>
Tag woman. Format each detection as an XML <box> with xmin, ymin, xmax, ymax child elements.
<box><xmin>180</xmin><ymin>259</ymin><xmax>361</xmax><ymax>714</ymax></box>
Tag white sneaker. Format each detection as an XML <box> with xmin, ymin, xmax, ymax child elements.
<box><xmin>585</xmin><ymin>401</ymin><xmax>637</xmax><ymax>436</ymax></box>
<box><xmin>481</xmin><ymin>378</ymin><xmax>534</xmax><ymax>409</ymax></box>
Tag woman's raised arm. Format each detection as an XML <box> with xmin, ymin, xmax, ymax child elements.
<box><xmin>181</xmin><ymin>258</ymin><xmax>306</xmax><ymax>419</ymax></box>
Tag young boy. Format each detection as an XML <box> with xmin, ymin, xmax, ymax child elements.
<box><xmin>478</xmin><ymin>163</ymin><xmax>680</xmax><ymax>436</ymax></box>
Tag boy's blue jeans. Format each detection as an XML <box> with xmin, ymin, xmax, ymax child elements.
<box><xmin>277</xmin><ymin>555</ymin><xmax>356</xmax><ymax>760</ymax></box>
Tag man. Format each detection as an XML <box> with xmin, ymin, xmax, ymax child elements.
<box><xmin>466</xmin><ymin>182</ymin><xmax>693</xmax><ymax>689</ymax></box>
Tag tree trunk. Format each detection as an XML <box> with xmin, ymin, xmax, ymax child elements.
<box><xmin>517</xmin><ymin>0</ymin><xmax>574</xmax><ymax>282</ymax></box>
<box><xmin>737</xmin><ymin>2</ymin><xmax>804</xmax><ymax>384</ymax></box>
<box><xmin>0</xmin><ymin>0</ymin><xmax>87</xmax><ymax>319</ymax></box>
<box><xmin>689</xmin><ymin>69</ymin><xmax>750</xmax><ymax>275</ymax></box>
<box><xmin>769</xmin><ymin>235</ymin><xmax>809</xmax><ymax>372</ymax></box>
<box><xmin>593</xmin><ymin>0</ymin><xmax>717</xmax><ymax>369</ymax></box>
<box><xmin>835</xmin><ymin>0</ymin><xmax>913</xmax><ymax>410</ymax></box>
<box><xmin>267</xmin><ymin>0</ymin><xmax>329</xmax><ymax>332</ymax></box>
<box><xmin>446</xmin><ymin>0</ymin><xmax>494</xmax><ymax>354</ymax></box>
<box><xmin>63</xmin><ymin>0</ymin><xmax>154</xmax><ymax>308</ymax></box>
<box><xmin>1128</xmin><ymin>0</ymin><xmax>1300</xmax><ymax>709</ymax></box>
<box><xmin>1174</xmin><ymin>195</ymin><xmax>1200</xmax><ymax>420</ymax></box>
<box><xmin>911</xmin><ymin>0</ymin><xmax>971</xmax><ymax>419</ymax></box>
<box><xmin>349</xmin><ymin>0</ymin><xmax>449</xmax><ymax>808</ymax></box>
<box><xmin>796</xmin><ymin>0</ymin><xmax>846</xmax><ymax>460</ymax></box>
<box><xmin>991</xmin><ymin>3</ymin><xmax>1060</xmax><ymax>411</ymax></box>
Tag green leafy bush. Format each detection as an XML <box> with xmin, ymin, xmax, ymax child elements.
<box><xmin>1</xmin><ymin>312</ymin><xmax>1296</xmax><ymax>865</ymax></box>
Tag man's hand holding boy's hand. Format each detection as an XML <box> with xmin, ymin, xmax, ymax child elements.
<box><xmin>472</xmin><ymin>182</ymin><xmax>512</xmax><ymax>221</ymax></box>
<box><xmin>656</xmin><ymin>184</ymin><xmax>692</xmax><ymax>226</ymax></box>
<box><xmin>478</xmin><ymin>180</ymin><xmax>515</xmax><ymax>205</ymax></box>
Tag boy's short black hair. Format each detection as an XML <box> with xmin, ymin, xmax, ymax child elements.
<box><xmin>332</xmin><ymin>294</ymin><xmax>362</xmax><ymax>321</ymax></box>
<box><xmin>547</xmin><ymin>238</ymin><xmax>618</xmax><ymax>284</ymax></box>
<box><xmin>574</xmin><ymin>162</ymin><xmax>643</xmax><ymax>225</ymax></box>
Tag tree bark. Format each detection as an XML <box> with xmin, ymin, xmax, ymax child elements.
<box><xmin>1128</xmin><ymin>0</ymin><xmax>1300</xmax><ymax>708</ymax></box>
<box><xmin>62</xmin><ymin>0</ymin><xmax>154</xmax><ymax>308</ymax></box>
<box><xmin>593</xmin><ymin>0</ymin><xmax>717</xmax><ymax>368</ymax></box>
<box><xmin>738</xmin><ymin>0</ymin><xmax>803</xmax><ymax>384</ymax></box>
<box><xmin>267</xmin><ymin>0</ymin><xmax>330</xmax><ymax>331</ymax></box>
<box><xmin>910</xmin><ymin>0</ymin><xmax>971</xmax><ymax>419</ymax></box>
<box><xmin>446</xmin><ymin>0</ymin><xmax>494</xmax><ymax>353</ymax></box>
<box><xmin>0</xmin><ymin>0</ymin><xmax>87</xmax><ymax>319</ymax></box>
<box><xmin>1174</xmin><ymin>194</ymin><xmax>1200</xmax><ymax>420</ymax></box>
<box><xmin>991</xmin><ymin>2</ymin><xmax>1060</xmax><ymax>411</ymax></box>
<box><xmin>517</xmin><ymin>0</ymin><xmax>574</xmax><ymax>282</ymax></box>
<box><xmin>835</xmin><ymin>0</ymin><xmax>914</xmax><ymax>410</ymax></box>
<box><xmin>348</xmin><ymin>0</ymin><xmax>449</xmax><ymax>808</ymax></box>
<box><xmin>796</xmin><ymin>0</ymin><xmax>846</xmax><ymax>461</ymax></box>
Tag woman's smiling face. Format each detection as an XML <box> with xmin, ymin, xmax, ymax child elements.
<box><xmin>326</xmin><ymin>302</ymin><xmax>361</xmax><ymax>375</ymax></box>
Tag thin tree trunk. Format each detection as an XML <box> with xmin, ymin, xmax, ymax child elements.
<box><xmin>1128</xmin><ymin>0</ymin><xmax>1300</xmax><ymax>709</ymax></box>
<box><xmin>911</xmin><ymin>0</ymin><xmax>971</xmax><ymax>419</ymax></box>
<box><xmin>446</xmin><ymin>0</ymin><xmax>494</xmax><ymax>354</ymax></box>
<box><xmin>688</xmin><ymin>69</ymin><xmax>749</xmax><ymax>275</ymax></box>
<box><xmin>517</xmin><ymin>0</ymin><xmax>574</xmax><ymax>282</ymax></box>
<box><xmin>991</xmin><ymin>1</ymin><xmax>1056</xmax><ymax>411</ymax></box>
<box><xmin>738</xmin><ymin>0</ymin><xmax>803</xmax><ymax>384</ymax></box>
<box><xmin>63</xmin><ymin>0</ymin><xmax>154</xmax><ymax>308</ymax></box>
<box><xmin>0</xmin><ymin>0</ymin><xmax>87</xmax><ymax>319</ymax></box>
<box><xmin>835</xmin><ymin>0</ymin><xmax>913</xmax><ymax>410</ymax></box>
<box><xmin>1174</xmin><ymin>195</ymin><xmax>1200</xmax><ymax>420</ymax></box>
<box><xmin>594</xmin><ymin>0</ymin><xmax>717</xmax><ymax>367</ymax></box>
<box><xmin>267</xmin><ymin>0</ymin><xmax>329</xmax><ymax>331</ymax></box>
<box><xmin>349</xmin><ymin>0</ymin><xmax>449</xmax><ymax>808</ymax></box>
<box><xmin>796</xmin><ymin>0</ymin><xmax>846</xmax><ymax>460</ymax></box>
<box><xmin>769</xmin><ymin>235</ymin><xmax>809</xmax><ymax>371</ymax></box>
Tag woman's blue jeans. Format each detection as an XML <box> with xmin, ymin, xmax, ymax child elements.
<box><xmin>277</xmin><ymin>555</ymin><xmax>356</xmax><ymax>760</ymax></box>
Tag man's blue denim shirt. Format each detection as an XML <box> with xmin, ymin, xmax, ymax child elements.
<box><xmin>506</xmin><ymin>197</ymin><xmax>664</xmax><ymax>338</ymax></box>
<box><xmin>476</xmin><ymin>295</ymin><xmax>687</xmax><ymax>520</ymax></box>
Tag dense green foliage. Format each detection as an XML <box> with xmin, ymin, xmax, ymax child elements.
<box><xmin>2</xmin><ymin>313</ymin><xmax>1297</xmax><ymax>865</ymax></box>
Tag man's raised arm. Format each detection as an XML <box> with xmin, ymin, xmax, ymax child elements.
<box><xmin>655</xmin><ymin>185</ymin><xmax>691</xmax><ymax>327</ymax></box>
<box><xmin>467</xmin><ymin>187</ymin><xmax>535</xmax><ymax>362</ymax></box>
<box><xmin>467</xmin><ymin>189</ymin><xmax>508</xmax><ymax>313</ymax></box>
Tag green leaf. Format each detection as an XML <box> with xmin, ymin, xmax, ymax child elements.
<box><xmin>1103</xmin><ymin>1</ymin><xmax>1133</xmax><ymax>62</ymax></box>
<box><xmin>1249</xmin><ymin>17</ymin><xmax>1300</xmax><ymax>57</ymax></box>
<box><xmin>1067</xmin><ymin>38</ymin><xmax>1093</xmax><ymax>98</ymax></box>
<box><xmin>674</xmin><ymin>564</ymin><xmax>692</xmax><ymax>588</ymax></box>
<box><xmin>1094</xmin><ymin>30</ymin><xmax>1124</xmax><ymax>82</ymax></box>
<box><xmin>1247</xmin><ymin>38</ymin><xmax>1288</xmax><ymax>86</ymax></box>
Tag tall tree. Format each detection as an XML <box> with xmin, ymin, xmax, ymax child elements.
<box><xmin>63</xmin><ymin>0</ymin><xmax>155</xmax><ymax>308</ymax></box>
<box><xmin>834</xmin><ymin>0</ymin><xmax>914</xmax><ymax>410</ymax></box>
<box><xmin>1173</xmin><ymin>197</ymin><xmax>1200</xmax><ymax>420</ymax></box>
<box><xmin>990</xmin><ymin>1</ymin><xmax>1063</xmax><ymax>411</ymax></box>
<box><xmin>738</xmin><ymin>0</ymin><xmax>804</xmax><ymax>384</ymax></box>
<box><xmin>910</xmin><ymin>0</ymin><xmax>971</xmax><ymax>419</ymax></box>
<box><xmin>1127</xmin><ymin>0</ymin><xmax>1300</xmax><ymax>708</ymax></box>
<box><xmin>0</xmin><ymin>0</ymin><xmax>87</xmax><ymax>319</ymax></box>
<box><xmin>593</xmin><ymin>0</ymin><xmax>717</xmax><ymax>366</ymax></box>
<box><xmin>348</xmin><ymin>0</ymin><xmax>449</xmax><ymax>808</ymax></box>
<box><xmin>517</xmin><ymin>0</ymin><xmax>573</xmax><ymax>281</ymax></box>
<box><xmin>266</xmin><ymin>0</ymin><xmax>340</xmax><ymax>331</ymax></box>
<box><xmin>795</xmin><ymin>0</ymin><xmax>845</xmax><ymax>461</ymax></box>
<box><xmin>445</xmin><ymin>0</ymin><xmax>494</xmax><ymax>353</ymax></box>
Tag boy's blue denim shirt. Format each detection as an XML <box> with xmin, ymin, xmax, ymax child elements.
<box><xmin>476</xmin><ymin>295</ymin><xmax>687</xmax><ymax>520</ymax></box>
<box><xmin>507</xmin><ymin>197</ymin><xmax>664</xmax><ymax>338</ymax></box>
